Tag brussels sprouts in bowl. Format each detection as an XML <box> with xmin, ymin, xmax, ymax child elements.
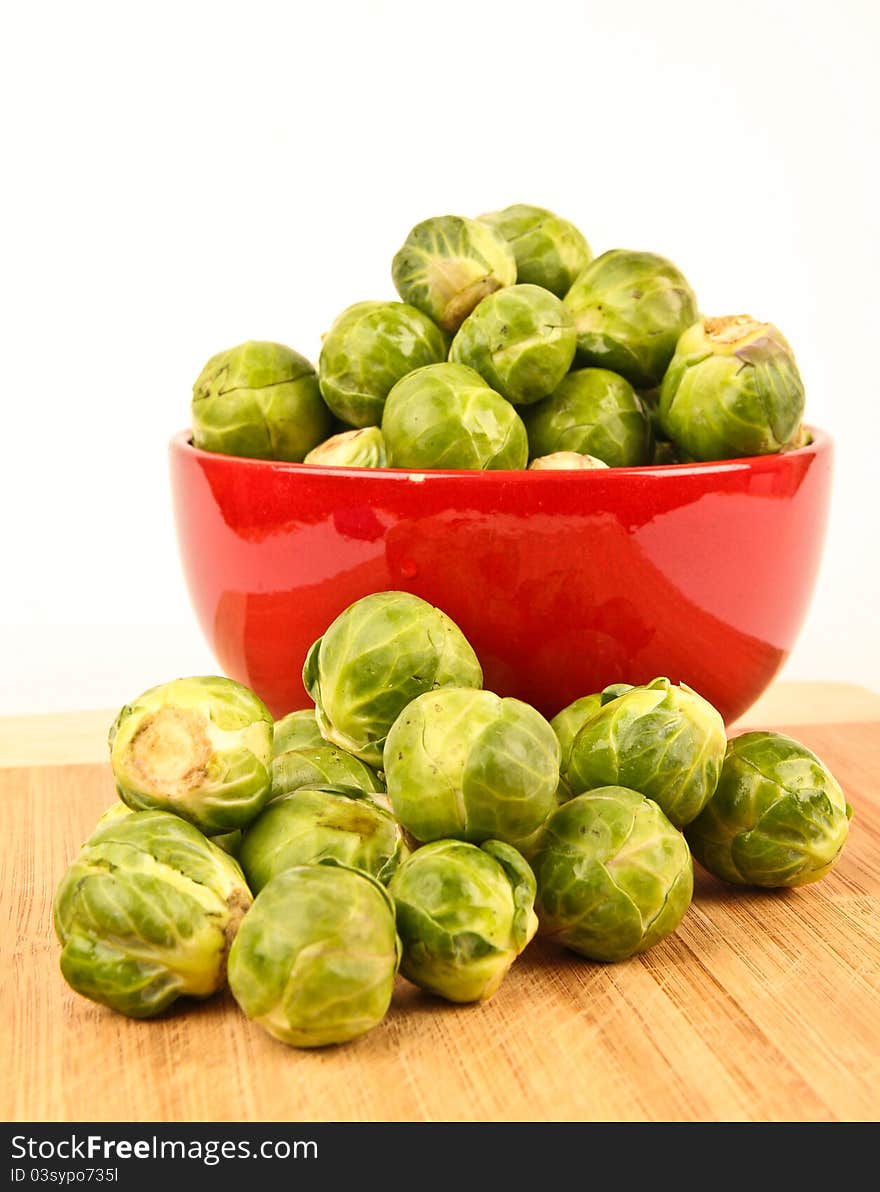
<box><xmin>171</xmin><ymin>427</ymin><xmax>832</xmax><ymax>723</ymax></box>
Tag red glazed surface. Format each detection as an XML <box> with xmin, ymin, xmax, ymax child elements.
<box><xmin>169</xmin><ymin>429</ymin><xmax>832</xmax><ymax>725</ymax></box>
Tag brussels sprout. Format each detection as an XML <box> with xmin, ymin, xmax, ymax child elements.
<box><xmin>564</xmin><ymin>250</ymin><xmax>698</xmax><ymax>388</ymax></box>
<box><xmin>528</xmin><ymin>452</ymin><xmax>609</xmax><ymax>470</ymax></box>
<box><xmin>240</xmin><ymin>785</ymin><xmax>408</xmax><ymax>893</ymax></box>
<box><xmin>53</xmin><ymin>809</ymin><xmax>252</xmax><ymax>1018</ymax></box>
<box><xmin>392</xmin><ymin>215</ymin><xmax>516</xmax><ymax>333</ymax></box>
<box><xmin>227</xmin><ymin>862</ymin><xmax>400</xmax><ymax>1047</ymax></box>
<box><xmin>449</xmin><ymin>285</ymin><xmax>577</xmax><ymax>406</ymax></box>
<box><xmin>600</xmin><ymin>682</ymin><xmax>635</xmax><ymax>704</ymax></box>
<box><xmin>109</xmin><ymin>676</ymin><xmax>274</xmax><ymax>835</ymax></box>
<box><xmin>304</xmin><ymin>590</ymin><xmax>483</xmax><ymax>768</ymax></box>
<box><xmin>533</xmin><ymin>787</ymin><xmax>693</xmax><ymax>961</ymax></box>
<box><xmin>191</xmin><ymin>340</ymin><xmax>332</xmax><ymax>461</ymax></box>
<box><xmin>685</xmin><ymin>732</ymin><xmax>852</xmax><ymax>887</ymax></box>
<box><xmin>272</xmin><ymin>743</ymin><xmax>384</xmax><ymax>800</ymax></box>
<box><xmin>382</xmin><ymin>362</ymin><xmax>528</xmax><ymax>470</ymax></box>
<box><xmin>522</xmin><ymin>368</ymin><xmax>652</xmax><ymax>467</ymax></box>
<box><xmin>388</xmin><ymin>839</ymin><xmax>537</xmax><ymax>1002</ymax></box>
<box><xmin>272</xmin><ymin>709</ymin><xmax>323</xmax><ymax>756</ymax></box>
<box><xmin>384</xmin><ymin>687</ymin><xmax>560</xmax><ymax>846</ymax></box>
<box><xmin>317</xmin><ymin>301</ymin><xmax>448</xmax><ymax>427</ymax></box>
<box><xmin>303</xmin><ymin>427</ymin><xmax>387</xmax><ymax>467</ymax></box>
<box><xmin>658</xmin><ymin>316</ymin><xmax>806</xmax><ymax>461</ymax></box>
<box><xmin>479</xmin><ymin>204</ymin><xmax>592</xmax><ymax>298</ymax></box>
<box><xmin>565</xmin><ymin>677</ymin><xmax>726</xmax><ymax>829</ymax></box>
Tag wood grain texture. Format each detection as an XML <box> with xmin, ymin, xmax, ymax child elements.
<box><xmin>2</xmin><ymin>720</ymin><xmax>878</xmax><ymax>1123</ymax></box>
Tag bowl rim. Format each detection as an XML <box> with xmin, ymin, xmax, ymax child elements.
<box><xmin>170</xmin><ymin>424</ymin><xmax>830</xmax><ymax>481</ymax></box>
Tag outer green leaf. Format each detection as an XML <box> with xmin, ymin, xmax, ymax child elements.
<box><xmin>318</xmin><ymin>301</ymin><xmax>447</xmax><ymax>427</ymax></box>
<box><xmin>522</xmin><ymin>368</ymin><xmax>653</xmax><ymax>467</ymax></box>
<box><xmin>388</xmin><ymin>839</ymin><xmax>538</xmax><ymax>1002</ymax></box>
<box><xmin>533</xmin><ymin>787</ymin><xmax>693</xmax><ymax>961</ymax></box>
<box><xmin>384</xmin><ymin>687</ymin><xmax>560</xmax><ymax>846</ymax></box>
<box><xmin>658</xmin><ymin>316</ymin><xmax>805</xmax><ymax>461</ymax></box>
<box><xmin>563</xmin><ymin>250</ymin><xmax>698</xmax><ymax>388</ymax></box>
<box><xmin>449</xmin><ymin>284</ymin><xmax>576</xmax><ymax>406</ymax></box>
<box><xmin>53</xmin><ymin>810</ymin><xmax>252</xmax><ymax>1018</ymax></box>
<box><xmin>227</xmin><ymin>863</ymin><xmax>400</xmax><ymax>1047</ymax></box>
<box><xmin>239</xmin><ymin>784</ymin><xmax>408</xmax><ymax>893</ymax></box>
<box><xmin>191</xmin><ymin>340</ymin><xmax>332</xmax><ymax>461</ymax></box>
<box><xmin>479</xmin><ymin>204</ymin><xmax>592</xmax><ymax>297</ymax></box>
<box><xmin>685</xmin><ymin>731</ymin><xmax>851</xmax><ymax>887</ymax></box>
<box><xmin>565</xmin><ymin>677</ymin><xmax>726</xmax><ymax>828</ymax></box>
<box><xmin>303</xmin><ymin>591</ymin><xmax>482</xmax><ymax>768</ymax></box>
<box><xmin>382</xmin><ymin>362</ymin><xmax>529</xmax><ymax>470</ymax></box>
<box><xmin>392</xmin><ymin>215</ymin><xmax>516</xmax><ymax>333</ymax></box>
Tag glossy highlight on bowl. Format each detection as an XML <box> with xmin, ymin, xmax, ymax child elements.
<box><xmin>169</xmin><ymin>428</ymin><xmax>832</xmax><ymax>724</ymax></box>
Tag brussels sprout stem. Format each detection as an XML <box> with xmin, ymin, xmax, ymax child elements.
<box><xmin>443</xmin><ymin>277</ymin><xmax>503</xmax><ymax>331</ymax></box>
<box><xmin>703</xmin><ymin>315</ymin><xmax>762</xmax><ymax>344</ymax></box>
<box><xmin>126</xmin><ymin>707</ymin><xmax>211</xmax><ymax>797</ymax></box>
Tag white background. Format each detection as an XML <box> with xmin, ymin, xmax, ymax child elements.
<box><xmin>2</xmin><ymin>0</ymin><xmax>878</xmax><ymax>715</ymax></box>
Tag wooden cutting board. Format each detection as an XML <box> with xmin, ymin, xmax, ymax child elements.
<box><xmin>2</xmin><ymin>716</ymin><xmax>879</xmax><ymax>1123</ymax></box>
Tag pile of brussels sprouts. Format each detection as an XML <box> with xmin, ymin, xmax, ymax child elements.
<box><xmin>54</xmin><ymin>592</ymin><xmax>852</xmax><ymax>1048</ymax></box>
<box><xmin>189</xmin><ymin>205</ymin><xmax>809</xmax><ymax>471</ymax></box>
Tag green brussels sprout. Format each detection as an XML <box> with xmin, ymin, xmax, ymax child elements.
<box><xmin>478</xmin><ymin>204</ymin><xmax>592</xmax><ymax>298</ymax></box>
<box><xmin>317</xmin><ymin>301</ymin><xmax>448</xmax><ymax>427</ymax></box>
<box><xmin>227</xmin><ymin>862</ymin><xmax>400</xmax><ymax>1047</ymax></box>
<box><xmin>382</xmin><ymin>362</ymin><xmax>528</xmax><ymax>470</ymax></box>
<box><xmin>272</xmin><ymin>708</ymin><xmax>323</xmax><ymax>756</ymax></box>
<box><xmin>565</xmin><ymin>677</ymin><xmax>726</xmax><ymax>829</ymax></box>
<box><xmin>533</xmin><ymin>787</ymin><xmax>693</xmax><ymax>961</ymax></box>
<box><xmin>109</xmin><ymin>676</ymin><xmax>274</xmax><ymax>835</ymax></box>
<box><xmin>53</xmin><ymin>809</ymin><xmax>252</xmax><ymax>1018</ymax></box>
<box><xmin>191</xmin><ymin>340</ymin><xmax>332</xmax><ymax>461</ymax></box>
<box><xmin>392</xmin><ymin>215</ymin><xmax>516</xmax><ymax>333</ymax></box>
<box><xmin>528</xmin><ymin>452</ymin><xmax>609</xmax><ymax>470</ymax></box>
<box><xmin>239</xmin><ymin>785</ymin><xmax>408</xmax><ymax>893</ymax></box>
<box><xmin>564</xmin><ymin>250</ymin><xmax>698</xmax><ymax>388</ymax></box>
<box><xmin>658</xmin><ymin>316</ymin><xmax>806</xmax><ymax>461</ymax></box>
<box><xmin>522</xmin><ymin>368</ymin><xmax>652</xmax><ymax>467</ymax></box>
<box><xmin>449</xmin><ymin>284</ymin><xmax>577</xmax><ymax>406</ymax></box>
<box><xmin>304</xmin><ymin>590</ymin><xmax>483</xmax><ymax>768</ymax></box>
<box><xmin>388</xmin><ymin>839</ymin><xmax>537</xmax><ymax>1002</ymax></box>
<box><xmin>685</xmin><ymin>732</ymin><xmax>852</xmax><ymax>887</ymax></box>
<box><xmin>272</xmin><ymin>743</ymin><xmax>384</xmax><ymax>800</ymax></box>
<box><xmin>303</xmin><ymin>427</ymin><xmax>388</xmax><ymax>467</ymax></box>
<box><xmin>384</xmin><ymin>687</ymin><xmax>560</xmax><ymax>846</ymax></box>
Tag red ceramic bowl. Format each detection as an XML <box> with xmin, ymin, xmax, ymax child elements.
<box><xmin>169</xmin><ymin>428</ymin><xmax>832</xmax><ymax>725</ymax></box>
